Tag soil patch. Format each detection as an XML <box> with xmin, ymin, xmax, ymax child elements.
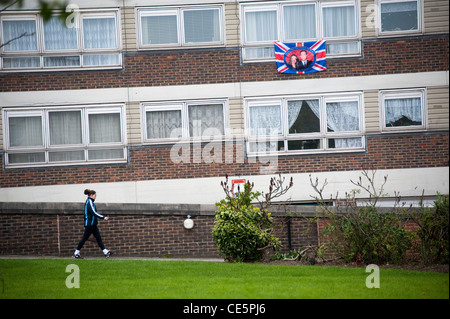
<box><xmin>259</xmin><ymin>259</ymin><xmax>449</xmax><ymax>273</ymax></box>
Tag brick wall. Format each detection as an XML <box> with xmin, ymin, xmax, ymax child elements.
<box><xmin>0</xmin><ymin>36</ymin><xmax>448</xmax><ymax>92</ymax></box>
<box><xmin>0</xmin><ymin>203</ymin><xmax>318</xmax><ymax>258</ymax></box>
<box><xmin>0</xmin><ymin>133</ymin><xmax>448</xmax><ymax>188</ymax></box>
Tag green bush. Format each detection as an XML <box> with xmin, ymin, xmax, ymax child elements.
<box><xmin>411</xmin><ymin>193</ymin><xmax>449</xmax><ymax>264</ymax></box>
<box><xmin>213</xmin><ymin>182</ymin><xmax>281</xmax><ymax>262</ymax></box>
<box><xmin>322</xmin><ymin>206</ymin><xmax>413</xmax><ymax>264</ymax></box>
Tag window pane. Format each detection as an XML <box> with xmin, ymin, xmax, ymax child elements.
<box><xmin>88</xmin><ymin>148</ymin><xmax>124</xmax><ymax>160</ymax></box>
<box><xmin>146</xmin><ymin>110</ymin><xmax>182</xmax><ymax>139</ymax></box>
<box><xmin>326</xmin><ymin>101</ymin><xmax>359</xmax><ymax>132</ymax></box>
<box><xmin>9</xmin><ymin>116</ymin><xmax>43</xmax><ymax>147</ymax></box>
<box><xmin>283</xmin><ymin>4</ymin><xmax>316</xmax><ymax>40</ymax></box>
<box><xmin>249</xmin><ymin>105</ymin><xmax>281</xmax><ymax>136</ymax></box>
<box><xmin>243</xmin><ymin>47</ymin><xmax>274</xmax><ymax>60</ymax></box>
<box><xmin>8</xmin><ymin>152</ymin><xmax>45</xmax><ymax>164</ymax></box>
<box><xmin>184</xmin><ymin>9</ymin><xmax>220</xmax><ymax>43</ymax></box>
<box><xmin>2</xmin><ymin>56</ymin><xmax>40</xmax><ymax>68</ymax></box>
<box><xmin>49</xmin><ymin>150</ymin><xmax>85</xmax><ymax>162</ymax></box>
<box><xmin>245</xmin><ymin>10</ymin><xmax>277</xmax><ymax>42</ymax></box>
<box><xmin>287</xmin><ymin>100</ymin><xmax>320</xmax><ymax>134</ymax></box>
<box><xmin>326</xmin><ymin>41</ymin><xmax>359</xmax><ymax>55</ymax></box>
<box><xmin>44</xmin><ymin>16</ymin><xmax>77</xmax><ymax>50</ymax></box>
<box><xmin>141</xmin><ymin>14</ymin><xmax>178</xmax><ymax>45</ymax></box>
<box><xmin>2</xmin><ymin>20</ymin><xmax>37</xmax><ymax>51</ymax></box>
<box><xmin>288</xmin><ymin>139</ymin><xmax>321</xmax><ymax>150</ymax></box>
<box><xmin>44</xmin><ymin>56</ymin><xmax>80</xmax><ymax>67</ymax></box>
<box><xmin>323</xmin><ymin>5</ymin><xmax>356</xmax><ymax>37</ymax></box>
<box><xmin>249</xmin><ymin>141</ymin><xmax>282</xmax><ymax>153</ymax></box>
<box><xmin>83</xmin><ymin>54</ymin><xmax>120</xmax><ymax>66</ymax></box>
<box><xmin>49</xmin><ymin>111</ymin><xmax>82</xmax><ymax>145</ymax></box>
<box><xmin>328</xmin><ymin>137</ymin><xmax>362</xmax><ymax>149</ymax></box>
<box><xmin>83</xmin><ymin>17</ymin><xmax>117</xmax><ymax>49</ymax></box>
<box><xmin>189</xmin><ymin>104</ymin><xmax>224</xmax><ymax>137</ymax></box>
<box><xmin>385</xmin><ymin>97</ymin><xmax>422</xmax><ymax>127</ymax></box>
<box><xmin>381</xmin><ymin>1</ymin><xmax>418</xmax><ymax>32</ymax></box>
<box><xmin>89</xmin><ymin>113</ymin><xmax>121</xmax><ymax>143</ymax></box>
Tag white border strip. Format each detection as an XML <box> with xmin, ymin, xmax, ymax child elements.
<box><xmin>1</xmin><ymin>71</ymin><xmax>448</xmax><ymax>107</ymax></box>
<box><xmin>0</xmin><ymin>167</ymin><xmax>448</xmax><ymax>205</ymax></box>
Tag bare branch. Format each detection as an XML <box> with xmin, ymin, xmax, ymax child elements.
<box><xmin>0</xmin><ymin>31</ymin><xmax>35</xmax><ymax>49</ymax></box>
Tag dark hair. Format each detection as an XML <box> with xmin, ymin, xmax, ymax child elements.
<box><xmin>84</xmin><ymin>189</ymin><xmax>96</xmax><ymax>196</ymax></box>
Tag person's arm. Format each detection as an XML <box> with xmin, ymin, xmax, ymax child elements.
<box><xmin>89</xmin><ymin>199</ymin><xmax>106</xmax><ymax>219</ymax></box>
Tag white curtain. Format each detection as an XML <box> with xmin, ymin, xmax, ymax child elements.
<box><xmin>2</xmin><ymin>19</ymin><xmax>37</xmax><ymax>51</ymax></box>
<box><xmin>49</xmin><ymin>111</ymin><xmax>82</xmax><ymax>145</ymax></box>
<box><xmin>83</xmin><ymin>54</ymin><xmax>119</xmax><ymax>66</ymax></box>
<box><xmin>249</xmin><ymin>105</ymin><xmax>281</xmax><ymax>136</ymax></box>
<box><xmin>83</xmin><ymin>17</ymin><xmax>117</xmax><ymax>49</ymax></box>
<box><xmin>245</xmin><ymin>10</ymin><xmax>277</xmax><ymax>42</ymax></box>
<box><xmin>9</xmin><ymin>116</ymin><xmax>43</xmax><ymax>147</ymax></box>
<box><xmin>189</xmin><ymin>104</ymin><xmax>224</xmax><ymax>138</ymax></box>
<box><xmin>326</xmin><ymin>101</ymin><xmax>360</xmax><ymax>148</ymax></box>
<box><xmin>283</xmin><ymin>4</ymin><xmax>316</xmax><ymax>40</ymax></box>
<box><xmin>147</xmin><ymin>110</ymin><xmax>182</xmax><ymax>139</ymax></box>
<box><xmin>184</xmin><ymin>9</ymin><xmax>220</xmax><ymax>43</ymax></box>
<box><xmin>43</xmin><ymin>16</ymin><xmax>77</xmax><ymax>50</ymax></box>
<box><xmin>287</xmin><ymin>100</ymin><xmax>320</xmax><ymax>133</ymax></box>
<box><xmin>2</xmin><ymin>56</ymin><xmax>40</xmax><ymax>68</ymax></box>
<box><xmin>89</xmin><ymin>113</ymin><xmax>121</xmax><ymax>144</ymax></box>
<box><xmin>44</xmin><ymin>56</ymin><xmax>80</xmax><ymax>67</ymax></box>
<box><xmin>385</xmin><ymin>98</ymin><xmax>421</xmax><ymax>126</ymax></box>
<box><xmin>141</xmin><ymin>14</ymin><xmax>178</xmax><ymax>45</ymax></box>
<box><xmin>322</xmin><ymin>5</ymin><xmax>356</xmax><ymax>38</ymax></box>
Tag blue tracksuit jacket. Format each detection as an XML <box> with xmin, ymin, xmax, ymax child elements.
<box><xmin>84</xmin><ymin>197</ymin><xmax>105</xmax><ymax>226</ymax></box>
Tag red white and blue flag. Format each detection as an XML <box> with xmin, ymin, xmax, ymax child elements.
<box><xmin>274</xmin><ymin>40</ymin><xmax>326</xmax><ymax>74</ymax></box>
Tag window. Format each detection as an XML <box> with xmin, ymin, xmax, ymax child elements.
<box><xmin>138</xmin><ymin>5</ymin><xmax>223</xmax><ymax>49</ymax></box>
<box><xmin>245</xmin><ymin>93</ymin><xmax>364</xmax><ymax>155</ymax></box>
<box><xmin>0</xmin><ymin>10</ymin><xmax>121</xmax><ymax>71</ymax></box>
<box><xmin>241</xmin><ymin>0</ymin><xmax>360</xmax><ymax>62</ymax></box>
<box><xmin>377</xmin><ymin>0</ymin><xmax>422</xmax><ymax>35</ymax></box>
<box><xmin>380</xmin><ymin>89</ymin><xmax>426</xmax><ymax>131</ymax></box>
<box><xmin>142</xmin><ymin>100</ymin><xmax>228</xmax><ymax>142</ymax></box>
<box><xmin>3</xmin><ymin>105</ymin><xmax>126</xmax><ymax>167</ymax></box>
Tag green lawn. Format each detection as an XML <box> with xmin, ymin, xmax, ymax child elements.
<box><xmin>0</xmin><ymin>258</ymin><xmax>448</xmax><ymax>299</ymax></box>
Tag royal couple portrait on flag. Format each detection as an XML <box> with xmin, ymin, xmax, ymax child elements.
<box><xmin>274</xmin><ymin>40</ymin><xmax>327</xmax><ymax>74</ymax></box>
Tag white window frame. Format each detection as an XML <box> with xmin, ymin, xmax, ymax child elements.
<box><xmin>141</xmin><ymin>99</ymin><xmax>229</xmax><ymax>144</ymax></box>
<box><xmin>376</xmin><ymin>0</ymin><xmax>423</xmax><ymax>37</ymax></box>
<box><xmin>137</xmin><ymin>5</ymin><xmax>225</xmax><ymax>50</ymax></box>
<box><xmin>245</xmin><ymin>92</ymin><xmax>365</xmax><ymax>156</ymax></box>
<box><xmin>240</xmin><ymin>0</ymin><xmax>361</xmax><ymax>63</ymax></box>
<box><xmin>379</xmin><ymin>88</ymin><xmax>427</xmax><ymax>132</ymax></box>
<box><xmin>2</xmin><ymin>104</ymin><xmax>127</xmax><ymax>168</ymax></box>
<box><xmin>0</xmin><ymin>9</ymin><xmax>122</xmax><ymax>72</ymax></box>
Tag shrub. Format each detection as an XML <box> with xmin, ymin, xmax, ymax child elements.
<box><xmin>212</xmin><ymin>175</ymin><xmax>292</xmax><ymax>262</ymax></box>
<box><xmin>311</xmin><ymin>169</ymin><xmax>413</xmax><ymax>264</ymax></box>
<box><xmin>321</xmin><ymin>206</ymin><xmax>413</xmax><ymax>264</ymax></box>
<box><xmin>411</xmin><ymin>193</ymin><xmax>449</xmax><ymax>264</ymax></box>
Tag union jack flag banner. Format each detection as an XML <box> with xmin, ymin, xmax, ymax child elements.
<box><xmin>274</xmin><ymin>40</ymin><xmax>326</xmax><ymax>74</ymax></box>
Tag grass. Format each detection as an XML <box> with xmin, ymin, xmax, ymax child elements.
<box><xmin>0</xmin><ymin>258</ymin><xmax>448</xmax><ymax>299</ymax></box>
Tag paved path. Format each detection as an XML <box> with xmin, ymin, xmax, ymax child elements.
<box><xmin>0</xmin><ymin>255</ymin><xmax>224</xmax><ymax>262</ymax></box>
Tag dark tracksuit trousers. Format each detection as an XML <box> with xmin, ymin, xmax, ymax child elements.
<box><xmin>77</xmin><ymin>197</ymin><xmax>106</xmax><ymax>251</ymax></box>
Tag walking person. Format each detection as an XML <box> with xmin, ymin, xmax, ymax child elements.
<box><xmin>72</xmin><ymin>189</ymin><xmax>114</xmax><ymax>259</ymax></box>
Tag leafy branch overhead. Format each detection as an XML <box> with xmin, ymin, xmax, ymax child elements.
<box><xmin>0</xmin><ymin>0</ymin><xmax>69</xmax><ymax>49</ymax></box>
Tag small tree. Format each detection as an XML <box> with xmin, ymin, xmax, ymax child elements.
<box><xmin>310</xmin><ymin>169</ymin><xmax>413</xmax><ymax>264</ymax></box>
<box><xmin>212</xmin><ymin>174</ymin><xmax>293</xmax><ymax>262</ymax></box>
<box><xmin>410</xmin><ymin>193</ymin><xmax>449</xmax><ymax>265</ymax></box>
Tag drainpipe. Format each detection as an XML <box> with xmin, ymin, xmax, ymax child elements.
<box><xmin>287</xmin><ymin>216</ymin><xmax>292</xmax><ymax>252</ymax></box>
